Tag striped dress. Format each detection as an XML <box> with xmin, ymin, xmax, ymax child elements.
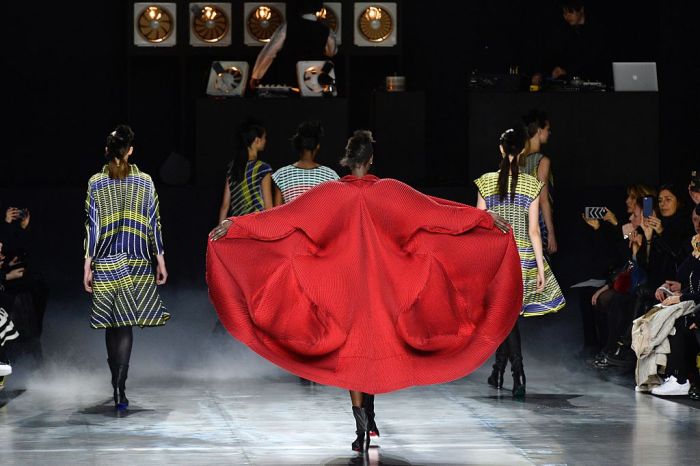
<box><xmin>229</xmin><ymin>160</ymin><xmax>272</xmax><ymax>216</ymax></box>
<box><xmin>474</xmin><ymin>172</ymin><xmax>565</xmax><ymax>316</ymax></box>
<box><xmin>272</xmin><ymin>164</ymin><xmax>339</xmax><ymax>203</ymax></box>
<box><xmin>0</xmin><ymin>308</ymin><xmax>19</xmax><ymax>348</ymax></box>
<box><xmin>521</xmin><ymin>152</ymin><xmax>554</xmax><ymax>248</ymax></box>
<box><xmin>85</xmin><ymin>164</ymin><xmax>168</xmax><ymax>329</ymax></box>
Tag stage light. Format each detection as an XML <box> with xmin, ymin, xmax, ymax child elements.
<box><xmin>134</xmin><ymin>3</ymin><xmax>177</xmax><ymax>47</ymax></box>
<box><xmin>190</xmin><ymin>3</ymin><xmax>232</xmax><ymax>46</ymax></box>
<box><xmin>243</xmin><ymin>3</ymin><xmax>286</xmax><ymax>46</ymax></box>
<box><xmin>206</xmin><ymin>61</ymin><xmax>250</xmax><ymax>97</ymax></box>
<box><xmin>316</xmin><ymin>3</ymin><xmax>342</xmax><ymax>45</ymax></box>
<box><xmin>297</xmin><ymin>61</ymin><xmax>337</xmax><ymax>97</ymax></box>
<box><xmin>354</xmin><ymin>3</ymin><xmax>397</xmax><ymax>47</ymax></box>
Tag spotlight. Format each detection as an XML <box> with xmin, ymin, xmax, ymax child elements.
<box><xmin>354</xmin><ymin>3</ymin><xmax>397</xmax><ymax>47</ymax></box>
<box><xmin>190</xmin><ymin>3</ymin><xmax>232</xmax><ymax>46</ymax></box>
<box><xmin>243</xmin><ymin>3</ymin><xmax>286</xmax><ymax>46</ymax></box>
<box><xmin>134</xmin><ymin>3</ymin><xmax>177</xmax><ymax>47</ymax></box>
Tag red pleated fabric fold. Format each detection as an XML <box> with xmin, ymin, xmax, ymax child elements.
<box><xmin>206</xmin><ymin>175</ymin><xmax>523</xmax><ymax>393</ymax></box>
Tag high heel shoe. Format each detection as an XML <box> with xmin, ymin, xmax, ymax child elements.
<box><xmin>114</xmin><ymin>364</ymin><xmax>129</xmax><ymax>410</ymax></box>
<box><xmin>351</xmin><ymin>406</ymin><xmax>370</xmax><ymax>452</ymax></box>
<box><xmin>487</xmin><ymin>368</ymin><xmax>504</xmax><ymax>389</ymax></box>
<box><xmin>512</xmin><ymin>370</ymin><xmax>526</xmax><ymax>398</ymax></box>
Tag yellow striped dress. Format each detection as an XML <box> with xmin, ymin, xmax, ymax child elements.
<box><xmin>474</xmin><ymin>172</ymin><xmax>565</xmax><ymax>316</ymax></box>
<box><xmin>84</xmin><ymin>164</ymin><xmax>169</xmax><ymax>328</ymax></box>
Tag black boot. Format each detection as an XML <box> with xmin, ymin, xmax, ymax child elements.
<box><xmin>487</xmin><ymin>343</ymin><xmax>508</xmax><ymax>388</ymax></box>
<box><xmin>108</xmin><ymin>359</ymin><xmax>118</xmax><ymax>404</ymax></box>
<box><xmin>362</xmin><ymin>394</ymin><xmax>379</xmax><ymax>438</ymax></box>
<box><xmin>511</xmin><ymin>358</ymin><xmax>526</xmax><ymax>398</ymax></box>
<box><xmin>114</xmin><ymin>364</ymin><xmax>129</xmax><ymax>410</ymax></box>
<box><xmin>351</xmin><ymin>406</ymin><xmax>370</xmax><ymax>452</ymax></box>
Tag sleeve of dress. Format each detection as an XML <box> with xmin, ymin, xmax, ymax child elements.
<box><xmin>84</xmin><ymin>181</ymin><xmax>99</xmax><ymax>259</ymax></box>
<box><xmin>147</xmin><ymin>180</ymin><xmax>165</xmax><ymax>255</ymax></box>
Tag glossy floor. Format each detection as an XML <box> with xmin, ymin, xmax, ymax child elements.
<box><xmin>2</xmin><ymin>360</ymin><xmax>700</xmax><ymax>465</ymax></box>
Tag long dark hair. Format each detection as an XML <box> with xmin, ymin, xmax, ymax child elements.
<box><xmin>227</xmin><ymin>122</ymin><xmax>266</xmax><ymax>184</ymax></box>
<box><xmin>105</xmin><ymin>124</ymin><xmax>134</xmax><ymax>180</ymax></box>
<box><xmin>498</xmin><ymin>125</ymin><xmax>527</xmax><ymax>202</ymax></box>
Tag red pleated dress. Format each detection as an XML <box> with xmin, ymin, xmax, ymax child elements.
<box><xmin>206</xmin><ymin>175</ymin><xmax>523</xmax><ymax>394</ymax></box>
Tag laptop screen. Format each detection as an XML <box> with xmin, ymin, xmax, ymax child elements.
<box><xmin>612</xmin><ymin>62</ymin><xmax>658</xmax><ymax>92</ymax></box>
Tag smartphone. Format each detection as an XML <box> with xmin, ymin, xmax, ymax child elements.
<box><xmin>584</xmin><ymin>207</ymin><xmax>607</xmax><ymax>219</ymax></box>
<box><xmin>642</xmin><ymin>196</ymin><xmax>654</xmax><ymax>217</ymax></box>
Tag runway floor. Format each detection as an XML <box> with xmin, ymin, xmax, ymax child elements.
<box><xmin>3</xmin><ymin>291</ymin><xmax>700</xmax><ymax>465</ymax></box>
<box><xmin>2</xmin><ymin>361</ymin><xmax>700</xmax><ymax>465</ymax></box>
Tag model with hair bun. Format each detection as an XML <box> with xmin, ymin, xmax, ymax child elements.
<box><xmin>83</xmin><ymin>124</ymin><xmax>168</xmax><ymax>411</ymax></box>
<box><xmin>475</xmin><ymin>124</ymin><xmax>566</xmax><ymax>398</ymax></box>
<box><xmin>208</xmin><ymin>129</ymin><xmax>523</xmax><ymax>454</ymax></box>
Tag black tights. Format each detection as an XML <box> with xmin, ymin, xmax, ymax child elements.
<box><xmin>494</xmin><ymin>321</ymin><xmax>523</xmax><ymax>372</ymax></box>
<box><xmin>106</xmin><ymin>327</ymin><xmax>133</xmax><ymax>366</ymax></box>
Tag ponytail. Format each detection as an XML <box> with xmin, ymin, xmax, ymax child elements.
<box><xmin>497</xmin><ymin>125</ymin><xmax>526</xmax><ymax>202</ymax></box>
<box><xmin>105</xmin><ymin>124</ymin><xmax>134</xmax><ymax>180</ymax></box>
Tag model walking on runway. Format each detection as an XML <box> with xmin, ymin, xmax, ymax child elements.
<box><xmin>83</xmin><ymin>125</ymin><xmax>168</xmax><ymax>410</ymax></box>
<box><xmin>475</xmin><ymin>125</ymin><xmax>566</xmax><ymax>397</ymax></box>
<box><xmin>208</xmin><ymin>130</ymin><xmax>523</xmax><ymax>452</ymax></box>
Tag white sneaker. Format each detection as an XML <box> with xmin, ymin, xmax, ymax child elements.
<box><xmin>651</xmin><ymin>375</ymin><xmax>690</xmax><ymax>396</ymax></box>
<box><xmin>0</xmin><ymin>362</ymin><xmax>12</xmax><ymax>377</ymax></box>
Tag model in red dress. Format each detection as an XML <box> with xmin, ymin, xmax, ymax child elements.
<box><xmin>207</xmin><ymin>130</ymin><xmax>523</xmax><ymax>452</ymax></box>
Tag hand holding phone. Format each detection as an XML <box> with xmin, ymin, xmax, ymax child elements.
<box><xmin>642</xmin><ymin>196</ymin><xmax>654</xmax><ymax>217</ymax></box>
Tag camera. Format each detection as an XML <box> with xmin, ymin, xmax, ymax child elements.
<box><xmin>691</xmin><ymin>170</ymin><xmax>700</xmax><ymax>193</ymax></box>
<box><xmin>16</xmin><ymin>208</ymin><xmax>28</xmax><ymax>220</ymax></box>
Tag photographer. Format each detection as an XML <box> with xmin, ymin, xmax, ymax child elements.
<box><xmin>0</xmin><ymin>204</ymin><xmax>49</xmax><ymax>365</ymax></box>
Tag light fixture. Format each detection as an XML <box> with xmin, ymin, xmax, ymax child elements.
<box><xmin>206</xmin><ymin>61</ymin><xmax>250</xmax><ymax>97</ymax></box>
<box><xmin>316</xmin><ymin>3</ymin><xmax>342</xmax><ymax>45</ymax></box>
<box><xmin>354</xmin><ymin>3</ymin><xmax>397</xmax><ymax>47</ymax></box>
<box><xmin>190</xmin><ymin>3</ymin><xmax>232</xmax><ymax>46</ymax></box>
<box><xmin>134</xmin><ymin>3</ymin><xmax>177</xmax><ymax>47</ymax></box>
<box><xmin>243</xmin><ymin>2</ymin><xmax>286</xmax><ymax>46</ymax></box>
<box><xmin>243</xmin><ymin>3</ymin><xmax>286</xmax><ymax>46</ymax></box>
<box><xmin>297</xmin><ymin>61</ymin><xmax>337</xmax><ymax>97</ymax></box>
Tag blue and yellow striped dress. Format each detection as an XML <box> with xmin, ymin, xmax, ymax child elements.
<box><xmin>228</xmin><ymin>160</ymin><xmax>272</xmax><ymax>216</ymax></box>
<box><xmin>474</xmin><ymin>172</ymin><xmax>565</xmax><ymax>317</ymax></box>
<box><xmin>85</xmin><ymin>164</ymin><xmax>168</xmax><ymax>328</ymax></box>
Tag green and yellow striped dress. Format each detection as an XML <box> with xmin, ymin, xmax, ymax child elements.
<box><xmin>474</xmin><ymin>172</ymin><xmax>565</xmax><ymax>316</ymax></box>
<box><xmin>85</xmin><ymin>164</ymin><xmax>169</xmax><ymax>328</ymax></box>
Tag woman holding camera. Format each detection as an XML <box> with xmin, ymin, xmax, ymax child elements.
<box><xmin>83</xmin><ymin>124</ymin><xmax>168</xmax><ymax>410</ymax></box>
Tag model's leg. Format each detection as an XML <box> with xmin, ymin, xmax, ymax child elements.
<box><xmin>349</xmin><ymin>390</ymin><xmax>369</xmax><ymax>452</ymax></box>
<box><xmin>106</xmin><ymin>326</ymin><xmax>133</xmax><ymax>409</ymax></box>
<box><xmin>362</xmin><ymin>393</ymin><xmax>379</xmax><ymax>437</ymax></box>
<box><xmin>487</xmin><ymin>342</ymin><xmax>508</xmax><ymax>388</ymax></box>
<box><xmin>506</xmin><ymin>321</ymin><xmax>525</xmax><ymax>397</ymax></box>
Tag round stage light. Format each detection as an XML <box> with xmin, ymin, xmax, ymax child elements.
<box><xmin>137</xmin><ymin>5</ymin><xmax>174</xmax><ymax>43</ymax></box>
<box><xmin>358</xmin><ymin>6</ymin><xmax>393</xmax><ymax>42</ymax></box>
<box><xmin>193</xmin><ymin>5</ymin><xmax>229</xmax><ymax>43</ymax></box>
<box><xmin>247</xmin><ymin>5</ymin><xmax>283</xmax><ymax>43</ymax></box>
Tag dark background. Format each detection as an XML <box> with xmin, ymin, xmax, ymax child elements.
<box><xmin>1</xmin><ymin>0</ymin><xmax>698</xmax><ymax>300</ymax></box>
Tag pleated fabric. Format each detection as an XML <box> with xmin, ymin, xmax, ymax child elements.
<box><xmin>207</xmin><ymin>175</ymin><xmax>523</xmax><ymax>394</ymax></box>
<box><xmin>474</xmin><ymin>172</ymin><xmax>565</xmax><ymax>317</ymax></box>
<box><xmin>85</xmin><ymin>165</ymin><xmax>168</xmax><ymax>329</ymax></box>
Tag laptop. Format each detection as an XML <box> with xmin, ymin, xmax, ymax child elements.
<box><xmin>612</xmin><ymin>62</ymin><xmax>658</xmax><ymax>91</ymax></box>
